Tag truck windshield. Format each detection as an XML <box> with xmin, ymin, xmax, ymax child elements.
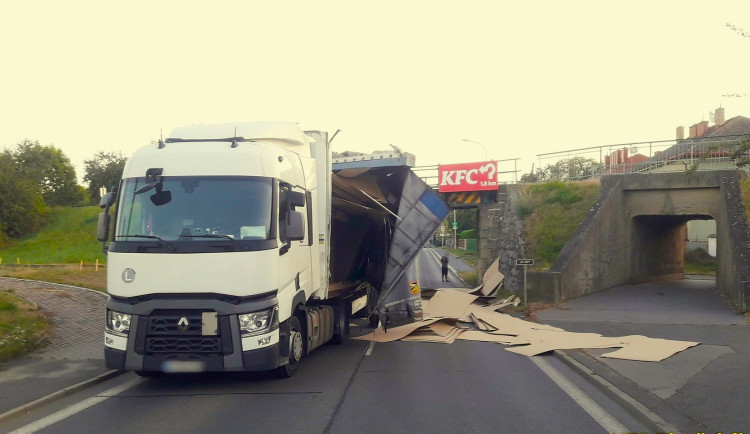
<box><xmin>115</xmin><ymin>176</ymin><xmax>274</xmax><ymax>248</ymax></box>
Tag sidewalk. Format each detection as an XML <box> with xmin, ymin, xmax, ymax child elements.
<box><xmin>538</xmin><ymin>278</ymin><xmax>750</xmax><ymax>432</ymax></box>
<box><xmin>0</xmin><ymin>278</ymin><xmax>111</xmax><ymax>416</ymax></box>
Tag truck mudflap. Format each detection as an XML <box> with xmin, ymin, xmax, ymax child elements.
<box><xmin>377</xmin><ymin>171</ymin><xmax>449</xmax><ymax>328</ymax></box>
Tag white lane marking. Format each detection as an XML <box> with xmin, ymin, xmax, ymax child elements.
<box><xmin>364</xmin><ymin>341</ymin><xmax>376</xmax><ymax>356</ymax></box>
<box><xmin>531</xmin><ymin>357</ymin><xmax>629</xmax><ymax>433</ymax></box>
<box><xmin>10</xmin><ymin>377</ymin><xmax>144</xmax><ymax>434</ymax></box>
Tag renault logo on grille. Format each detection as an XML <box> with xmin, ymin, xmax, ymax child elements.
<box><xmin>177</xmin><ymin>317</ymin><xmax>190</xmax><ymax>332</ymax></box>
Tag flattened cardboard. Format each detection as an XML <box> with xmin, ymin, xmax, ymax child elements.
<box><xmin>480</xmin><ymin>258</ymin><xmax>505</xmax><ymax>296</ymax></box>
<box><xmin>351</xmin><ymin>318</ymin><xmax>440</xmax><ymax>342</ymax></box>
<box><xmin>601</xmin><ymin>335</ymin><xmax>700</xmax><ymax>362</ymax></box>
<box><xmin>505</xmin><ymin>331</ymin><xmax>624</xmax><ymax>356</ymax></box>
<box><xmin>427</xmin><ymin>290</ymin><xmax>478</xmax><ymax>319</ymax></box>
<box><xmin>456</xmin><ymin>330</ymin><xmax>527</xmax><ymax>345</ymax></box>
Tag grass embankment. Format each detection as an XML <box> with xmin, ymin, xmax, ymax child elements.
<box><xmin>517</xmin><ymin>180</ymin><xmax>601</xmax><ymax>270</ymax></box>
<box><xmin>0</xmin><ymin>206</ymin><xmax>108</xmax><ymax>291</ymax></box>
<box><xmin>0</xmin><ymin>291</ymin><xmax>50</xmax><ymax>362</ymax></box>
<box><xmin>442</xmin><ymin>247</ymin><xmax>479</xmax><ymax>286</ymax></box>
<box><xmin>0</xmin><ymin>266</ymin><xmax>107</xmax><ymax>291</ymax></box>
<box><xmin>0</xmin><ymin>206</ymin><xmax>106</xmax><ymax>265</ymax></box>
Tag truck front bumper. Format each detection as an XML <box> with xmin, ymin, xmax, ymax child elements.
<box><xmin>104</xmin><ymin>293</ymin><xmax>282</xmax><ymax>373</ymax></box>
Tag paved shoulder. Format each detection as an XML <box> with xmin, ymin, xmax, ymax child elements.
<box><xmin>0</xmin><ymin>278</ymin><xmax>110</xmax><ymax>417</ymax></box>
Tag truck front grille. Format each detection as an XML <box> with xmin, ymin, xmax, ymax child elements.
<box><xmin>148</xmin><ymin>315</ymin><xmax>203</xmax><ymax>334</ymax></box>
<box><xmin>146</xmin><ymin>336</ymin><xmax>221</xmax><ymax>353</ymax></box>
<box><xmin>135</xmin><ymin>310</ymin><xmax>232</xmax><ymax>356</ymax></box>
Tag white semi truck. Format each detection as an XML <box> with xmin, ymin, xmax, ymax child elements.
<box><xmin>98</xmin><ymin>122</ymin><xmax>449</xmax><ymax>376</ymax></box>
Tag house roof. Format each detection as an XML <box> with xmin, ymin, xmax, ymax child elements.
<box><xmin>651</xmin><ymin>116</ymin><xmax>750</xmax><ymax>162</ymax></box>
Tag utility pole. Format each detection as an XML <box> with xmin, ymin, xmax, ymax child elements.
<box><xmin>453</xmin><ymin>210</ymin><xmax>457</xmax><ymax>248</ymax></box>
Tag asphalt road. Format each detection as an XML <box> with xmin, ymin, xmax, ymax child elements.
<box><xmin>0</xmin><ymin>250</ymin><xmax>650</xmax><ymax>434</ymax></box>
<box><xmin>1</xmin><ymin>337</ymin><xmax>646</xmax><ymax>434</ymax></box>
<box><xmin>415</xmin><ymin>248</ymin><xmax>466</xmax><ymax>290</ymax></box>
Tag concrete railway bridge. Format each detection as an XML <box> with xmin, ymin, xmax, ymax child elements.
<box><xmin>473</xmin><ymin>171</ymin><xmax>750</xmax><ymax>313</ymax></box>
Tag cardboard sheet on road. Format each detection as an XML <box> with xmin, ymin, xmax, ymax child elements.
<box><xmin>479</xmin><ymin>258</ymin><xmax>505</xmax><ymax>296</ymax></box>
<box><xmin>423</xmin><ymin>290</ymin><xmax>477</xmax><ymax>319</ymax></box>
<box><xmin>600</xmin><ymin>335</ymin><xmax>700</xmax><ymax>362</ymax></box>
<box><xmin>352</xmin><ymin>318</ymin><xmax>441</xmax><ymax>343</ymax></box>
<box><xmin>355</xmin><ymin>289</ymin><xmax>701</xmax><ymax>362</ymax></box>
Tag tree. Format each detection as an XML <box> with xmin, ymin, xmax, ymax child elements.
<box><xmin>83</xmin><ymin>151</ymin><xmax>128</xmax><ymax>202</ymax></box>
<box><xmin>9</xmin><ymin>140</ymin><xmax>86</xmax><ymax>206</ymax></box>
<box><xmin>522</xmin><ymin>157</ymin><xmax>603</xmax><ymax>182</ymax></box>
<box><xmin>0</xmin><ymin>153</ymin><xmax>46</xmax><ymax>244</ymax></box>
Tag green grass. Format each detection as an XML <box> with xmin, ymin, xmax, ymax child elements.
<box><xmin>443</xmin><ymin>247</ymin><xmax>478</xmax><ymax>267</ymax></box>
<box><xmin>0</xmin><ymin>291</ymin><xmax>50</xmax><ymax>362</ymax></box>
<box><xmin>0</xmin><ymin>206</ymin><xmax>106</xmax><ymax>265</ymax></box>
<box><xmin>518</xmin><ymin>180</ymin><xmax>600</xmax><ymax>269</ymax></box>
<box><xmin>741</xmin><ymin>176</ymin><xmax>750</xmax><ymax>231</ymax></box>
<box><xmin>0</xmin><ymin>266</ymin><xmax>107</xmax><ymax>292</ymax></box>
<box><xmin>459</xmin><ymin>271</ymin><xmax>478</xmax><ymax>287</ymax></box>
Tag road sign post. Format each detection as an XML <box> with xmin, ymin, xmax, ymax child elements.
<box><xmin>515</xmin><ymin>259</ymin><xmax>534</xmax><ymax>308</ymax></box>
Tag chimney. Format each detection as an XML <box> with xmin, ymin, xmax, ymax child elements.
<box><xmin>697</xmin><ymin>120</ymin><xmax>709</xmax><ymax>137</ymax></box>
<box><xmin>676</xmin><ymin>126</ymin><xmax>685</xmax><ymax>140</ymax></box>
<box><xmin>715</xmin><ymin>107</ymin><xmax>725</xmax><ymax>126</ymax></box>
<box><xmin>689</xmin><ymin>124</ymin><xmax>697</xmax><ymax>138</ymax></box>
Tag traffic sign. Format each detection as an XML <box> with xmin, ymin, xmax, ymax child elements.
<box><xmin>516</xmin><ymin>259</ymin><xmax>534</xmax><ymax>266</ymax></box>
<box><xmin>452</xmin><ymin>222</ymin><xmax>458</xmax><ymax>230</ymax></box>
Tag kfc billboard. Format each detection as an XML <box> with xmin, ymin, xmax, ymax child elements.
<box><xmin>438</xmin><ymin>161</ymin><xmax>498</xmax><ymax>193</ymax></box>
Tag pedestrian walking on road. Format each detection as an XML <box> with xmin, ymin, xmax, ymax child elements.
<box><xmin>440</xmin><ymin>255</ymin><xmax>450</xmax><ymax>282</ymax></box>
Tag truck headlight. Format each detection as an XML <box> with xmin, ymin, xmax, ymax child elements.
<box><xmin>239</xmin><ymin>306</ymin><xmax>278</xmax><ymax>336</ymax></box>
<box><xmin>107</xmin><ymin>310</ymin><xmax>131</xmax><ymax>335</ymax></box>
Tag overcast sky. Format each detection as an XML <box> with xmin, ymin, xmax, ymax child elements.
<box><xmin>2</xmin><ymin>1</ymin><xmax>749</xmax><ymax>183</ymax></box>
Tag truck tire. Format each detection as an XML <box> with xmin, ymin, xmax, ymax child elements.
<box><xmin>276</xmin><ymin>315</ymin><xmax>303</xmax><ymax>378</ymax></box>
<box><xmin>331</xmin><ymin>302</ymin><xmax>350</xmax><ymax>345</ymax></box>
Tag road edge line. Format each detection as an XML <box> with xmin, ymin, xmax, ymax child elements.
<box><xmin>553</xmin><ymin>350</ymin><xmax>677</xmax><ymax>433</ymax></box>
<box><xmin>0</xmin><ymin>370</ymin><xmax>124</xmax><ymax>425</ymax></box>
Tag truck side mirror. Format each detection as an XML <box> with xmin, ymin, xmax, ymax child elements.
<box><xmin>286</xmin><ymin>211</ymin><xmax>305</xmax><ymax>241</ymax></box>
<box><xmin>289</xmin><ymin>191</ymin><xmax>305</xmax><ymax>208</ymax></box>
<box><xmin>99</xmin><ymin>192</ymin><xmax>115</xmax><ymax>209</ymax></box>
<box><xmin>97</xmin><ymin>211</ymin><xmax>111</xmax><ymax>242</ymax></box>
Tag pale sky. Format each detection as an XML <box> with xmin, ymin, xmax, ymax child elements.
<box><xmin>2</xmin><ymin>1</ymin><xmax>749</xmax><ymax>183</ymax></box>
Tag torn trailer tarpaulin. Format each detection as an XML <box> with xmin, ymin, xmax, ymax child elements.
<box><xmin>328</xmin><ymin>167</ymin><xmax>449</xmax><ymax>328</ymax></box>
<box><xmin>376</xmin><ymin>170</ymin><xmax>450</xmax><ymax>328</ymax></box>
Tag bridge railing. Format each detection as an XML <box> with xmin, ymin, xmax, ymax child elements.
<box><xmin>533</xmin><ymin>134</ymin><xmax>750</xmax><ymax>182</ymax></box>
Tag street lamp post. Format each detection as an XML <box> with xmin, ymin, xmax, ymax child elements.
<box><xmin>461</xmin><ymin>139</ymin><xmax>489</xmax><ymax>161</ymax></box>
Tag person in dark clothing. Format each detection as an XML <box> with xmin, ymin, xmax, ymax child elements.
<box><xmin>440</xmin><ymin>255</ymin><xmax>449</xmax><ymax>282</ymax></box>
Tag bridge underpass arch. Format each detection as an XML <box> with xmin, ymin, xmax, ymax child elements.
<box><xmin>544</xmin><ymin>171</ymin><xmax>750</xmax><ymax>312</ymax></box>
<box><xmin>630</xmin><ymin>213</ymin><xmax>715</xmax><ymax>284</ymax></box>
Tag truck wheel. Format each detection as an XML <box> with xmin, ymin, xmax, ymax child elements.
<box><xmin>277</xmin><ymin>315</ymin><xmax>303</xmax><ymax>378</ymax></box>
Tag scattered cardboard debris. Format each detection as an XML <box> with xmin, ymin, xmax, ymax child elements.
<box><xmin>355</xmin><ymin>289</ymin><xmax>701</xmax><ymax>363</ymax></box>
<box><xmin>352</xmin><ymin>318</ymin><xmax>441</xmax><ymax>343</ymax></box>
<box><xmin>600</xmin><ymin>335</ymin><xmax>700</xmax><ymax>362</ymax></box>
<box><xmin>479</xmin><ymin>258</ymin><xmax>504</xmax><ymax>296</ymax></box>
<box><xmin>424</xmin><ymin>290</ymin><xmax>477</xmax><ymax>319</ymax></box>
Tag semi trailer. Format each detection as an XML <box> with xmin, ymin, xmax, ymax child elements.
<box><xmin>98</xmin><ymin>122</ymin><xmax>449</xmax><ymax>376</ymax></box>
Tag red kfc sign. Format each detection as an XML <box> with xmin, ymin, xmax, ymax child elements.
<box><xmin>438</xmin><ymin>161</ymin><xmax>498</xmax><ymax>193</ymax></box>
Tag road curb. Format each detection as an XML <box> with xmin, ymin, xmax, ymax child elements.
<box><xmin>553</xmin><ymin>350</ymin><xmax>677</xmax><ymax>433</ymax></box>
<box><xmin>0</xmin><ymin>369</ymin><xmax>124</xmax><ymax>424</ymax></box>
<box><xmin>0</xmin><ymin>277</ymin><xmax>108</xmax><ymax>299</ymax></box>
